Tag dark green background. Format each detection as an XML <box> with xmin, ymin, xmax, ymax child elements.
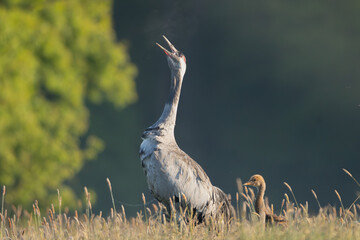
<box><xmin>74</xmin><ymin>0</ymin><xmax>360</xmax><ymax>215</ymax></box>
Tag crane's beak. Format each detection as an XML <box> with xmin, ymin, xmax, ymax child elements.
<box><xmin>156</xmin><ymin>35</ymin><xmax>178</xmax><ymax>57</ymax></box>
<box><xmin>243</xmin><ymin>182</ymin><xmax>251</xmax><ymax>186</ymax></box>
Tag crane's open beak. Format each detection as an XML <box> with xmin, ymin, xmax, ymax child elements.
<box><xmin>156</xmin><ymin>35</ymin><xmax>178</xmax><ymax>57</ymax></box>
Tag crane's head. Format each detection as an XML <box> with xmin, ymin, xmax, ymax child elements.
<box><xmin>244</xmin><ymin>174</ymin><xmax>265</xmax><ymax>188</ymax></box>
<box><xmin>156</xmin><ymin>35</ymin><xmax>186</xmax><ymax>76</ymax></box>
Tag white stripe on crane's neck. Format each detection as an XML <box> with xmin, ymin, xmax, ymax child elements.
<box><xmin>152</xmin><ymin>70</ymin><xmax>185</xmax><ymax>135</ymax></box>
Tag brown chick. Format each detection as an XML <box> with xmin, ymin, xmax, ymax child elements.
<box><xmin>244</xmin><ymin>174</ymin><xmax>287</xmax><ymax>226</ymax></box>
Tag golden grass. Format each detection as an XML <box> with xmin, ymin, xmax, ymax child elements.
<box><xmin>0</xmin><ymin>171</ymin><xmax>359</xmax><ymax>240</ymax></box>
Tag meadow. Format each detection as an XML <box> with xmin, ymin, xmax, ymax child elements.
<box><xmin>1</xmin><ymin>170</ymin><xmax>359</xmax><ymax>240</ymax></box>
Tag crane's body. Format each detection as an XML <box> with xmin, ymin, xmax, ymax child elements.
<box><xmin>140</xmin><ymin>136</ymin><xmax>213</xmax><ymax>211</ymax></box>
<box><xmin>140</xmin><ymin>36</ymin><xmax>234</xmax><ymax>223</ymax></box>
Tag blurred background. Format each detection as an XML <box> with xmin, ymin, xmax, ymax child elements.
<box><xmin>1</xmin><ymin>0</ymin><xmax>359</xmax><ymax>216</ymax></box>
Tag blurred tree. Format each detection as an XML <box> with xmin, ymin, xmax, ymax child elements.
<box><xmin>0</xmin><ymin>0</ymin><xmax>137</xmax><ymax>208</ymax></box>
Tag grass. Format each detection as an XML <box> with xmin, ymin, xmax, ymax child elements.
<box><xmin>0</xmin><ymin>171</ymin><xmax>359</xmax><ymax>240</ymax></box>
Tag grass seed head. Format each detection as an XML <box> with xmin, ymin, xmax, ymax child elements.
<box><xmin>343</xmin><ymin>168</ymin><xmax>352</xmax><ymax>177</ymax></box>
<box><xmin>181</xmin><ymin>193</ymin><xmax>187</xmax><ymax>203</ymax></box>
<box><xmin>284</xmin><ymin>193</ymin><xmax>290</xmax><ymax>204</ymax></box>
<box><xmin>146</xmin><ymin>207</ymin><xmax>151</xmax><ymax>216</ymax></box>
<box><xmin>343</xmin><ymin>168</ymin><xmax>360</xmax><ymax>188</ymax></box>
<box><xmin>106</xmin><ymin>178</ymin><xmax>112</xmax><ymax>192</ymax></box>
<box><xmin>152</xmin><ymin>203</ymin><xmax>158</xmax><ymax>213</ymax></box>
<box><xmin>334</xmin><ymin>190</ymin><xmax>342</xmax><ymax>202</ymax></box>
<box><xmin>236</xmin><ymin>178</ymin><xmax>243</xmax><ymax>194</ymax></box>
<box><xmin>284</xmin><ymin>182</ymin><xmax>292</xmax><ymax>192</ymax></box>
<box><xmin>244</xmin><ymin>185</ymin><xmax>249</xmax><ymax>195</ymax></box>
<box><xmin>142</xmin><ymin>193</ymin><xmax>146</xmax><ymax>205</ymax></box>
<box><xmin>121</xmin><ymin>205</ymin><xmax>126</xmax><ymax>217</ymax></box>
<box><xmin>311</xmin><ymin>189</ymin><xmax>318</xmax><ymax>200</ymax></box>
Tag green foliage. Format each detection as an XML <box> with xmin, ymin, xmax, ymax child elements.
<box><xmin>0</xmin><ymin>0</ymin><xmax>137</xmax><ymax>208</ymax></box>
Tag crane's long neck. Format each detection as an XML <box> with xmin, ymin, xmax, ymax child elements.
<box><xmin>255</xmin><ymin>183</ymin><xmax>266</xmax><ymax>216</ymax></box>
<box><xmin>152</xmin><ymin>70</ymin><xmax>184</xmax><ymax>135</ymax></box>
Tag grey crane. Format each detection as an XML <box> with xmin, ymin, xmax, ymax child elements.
<box><xmin>139</xmin><ymin>36</ymin><xmax>235</xmax><ymax>223</ymax></box>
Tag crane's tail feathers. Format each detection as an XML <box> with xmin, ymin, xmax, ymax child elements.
<box><xmin>209</xmin><ymin>186</ymin><xmax>236</xmax><ymax>223</ymax></box>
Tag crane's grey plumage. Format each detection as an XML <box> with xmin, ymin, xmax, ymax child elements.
<box><xmin>139</xmin><ymin>36</ymin><xmax>235</xmax><ymax>223</ymax></box>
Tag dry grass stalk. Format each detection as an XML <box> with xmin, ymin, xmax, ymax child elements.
<box><xmin>311</xmin><ymin>189</ymin><xmax>322</xmax><ymax>211</ymax></box>
<box><xmin>279</xmin><ymin>199</ymin><xmax>285</xmax><ymax>216</ymax></box>
<box><xmin>146</xmin><ymin>208</ymin><xmax>151</xmax><ymax>216</ymax></box>
<box><xmin>284</xmin><ymin>182</ymin><xmax>299</xmax><ymax>209</ymax></box>
<box><xmin>1</xmin><ymin>185</ymin><xmax>5</xmax><ymax>236</ymax></box>
<box><xmin>284</xmin><ymin>193</ymin><xmax>290</xmax><ymax>204</ymax></box>
<box><xmin>57</xmin><ymin>189</ymin><xmax>62</xmax><ymax>214</ymax></box>
<box><xmin>334</xmin><ymin>190</ymin><xmax>342</xmax><ymax>202</ymax></box>
<box><xmin>343</xmin><ymin>168</ymin><xmax>360</xmax><ymax>188</ymax></box>
<box><xmin>121</xmin><ymin>205</ymin><xmax>126</xmax><ymax>223</ymax></box>
<box><xmin>354</xmin><ymin>204</ymin><xmax>357</xmax><ymax>219</ymax></box>
<box><xmin>236</xmin><ymin>178</ymin><xmax>243</xmax><ymax>195</ymax></box>
<box><xmin>334</xmin><ymin>190</ymin><xmax>345</xmax><ymax>218</ymax></box>
<box><xmin>84</xmin><ymin>187</ymin><xmax>92</xmax><ymax>212</ymax></box>
<box><xmin>106</xmin><ymin>178</ymin><xmax>117</xmax><ymax>216</ymax></box>
<box><xmin>241</xmin><ymin>202</ymin><xmax>247</xmax><ymax>220</ymax></box>
<box><xmin>240</xmin><ymin>192</ymin><xmax>248</xmax><ymax>201</ymax></box>
<box><xmin>152</xmin><ymin>203</ymin><xmax>158</xmax><ymax>213</ymax></box>
<box><xmin>284</xmin><ymin>182</ymin><xmax>292</xmax><ymax>192</ymax></box>
<box><xmin>343</xmin><ymin>193</ymin><xmax>360</xmax><ymax>221</ymax></box>
<box><xmin>248</xmin><ymin>188</ymin><xmax>255</xmax><ymax>202</ymax></box>
<box><xmin>181</xmin><ymin>193</ymin><xmax>187</xmax><ymax>203</ymax></box>
<box><xmin>142</xmin><ymin>193</ymin><xmax>146</xmax><ymax>205</ymax></box>
<box><xmin>244</xmin><ymin>185</ymin><xmax>248</xmax><ymax>195</ymax></box>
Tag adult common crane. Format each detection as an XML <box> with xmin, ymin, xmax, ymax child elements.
<box><xmin>139</xmin><ymin>36</ymin><xmax>235</xmax><ymax>223</ymax></box>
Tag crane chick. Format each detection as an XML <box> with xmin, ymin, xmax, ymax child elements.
<box><xmin>244</xmin><ymin>174</ymin><xmax>287</xmax><ymax>226</ymax></box>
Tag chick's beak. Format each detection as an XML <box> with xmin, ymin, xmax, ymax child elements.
<box><xmin>243</xmin><ymin>182</ymin><xmax>251</xmax><ymax>186</ymax></box>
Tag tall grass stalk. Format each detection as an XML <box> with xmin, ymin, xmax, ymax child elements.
<box><xmin>236</xmin><ymin>178</ymin><xmax>243</xmax><ymax>220</ymax></box>
<box><xmin>242</xmin><ymin>187</ymin><xmax>256</xmax><ymax>222</ymax></box>
<box><xmin>311</xmin><ymin>189</ymin><xmax>322</xmax><ymax>210</ymax></box>
<box><xmin>142</xmin><ymin>193</ymin><xmax>148</xmax><ymax>224</ymax></box>
<box><xmin>279</xmin><ymin>199</ymin><xmax>285</xmax><ymax>216</ymax></box>
<box><xmin>57</xmin><ymin>189</ymin><xmax>61</xmax><ymax>216</ymax></box>
<box><xmin>343</xmin><ymin>193</ymin><xmax>360</xmax><ymax>221</ymax></box>
<box><xmin>343</xmin><ymin>168</ymin><xmax>360</xmax><ymax>188</ymax></box>
<box><xmin>1</xmin><ymin>186</ymin><xmax>5</xmax><ymax>238</ymax></box>
<box><xmin>106</xmin><ymin>178</ymin><xmax>117</xmax><ymax>217</ymax></box>
<box><xmin>334</xmin><ymin>190</ymin><xmax>345</xmax><ymax>219</ymax></box>
<box><xmin>284</xmin><ymin>182</ymin><xmax>299</xmax><ymax>209</ymax></box>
